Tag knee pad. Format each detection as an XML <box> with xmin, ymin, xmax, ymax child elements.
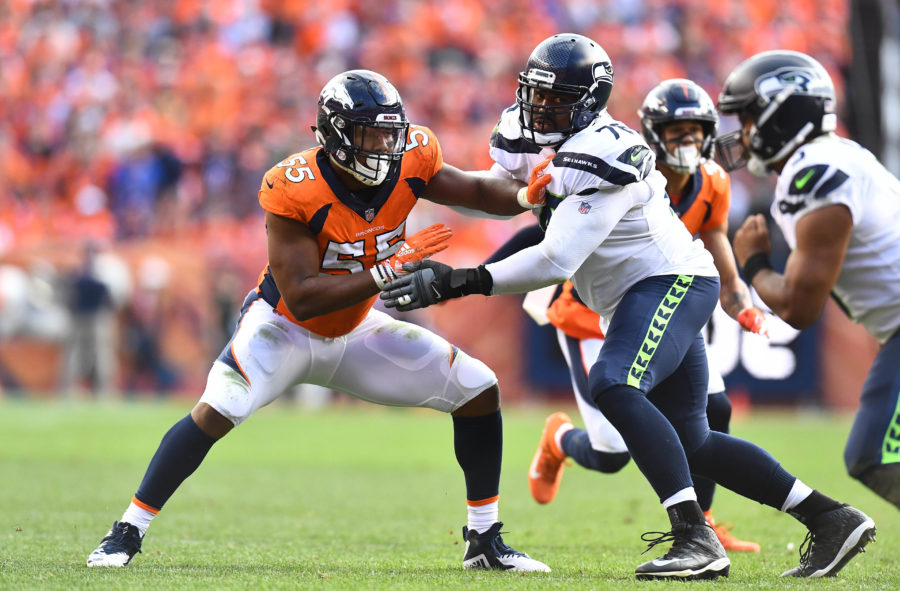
<box><xmin>857</xmin><ymin>464</ymin><xmax>900</xmax><ymax>509</ymax></box>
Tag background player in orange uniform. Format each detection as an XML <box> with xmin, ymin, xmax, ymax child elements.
<box><xmin>87</xmin><ymin>70</ymin><xmax>549</xmax><ymax>572</ymax></box>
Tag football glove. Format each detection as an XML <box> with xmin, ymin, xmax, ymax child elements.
<box><xmin>370</xmin><ymin>223</ymin><xmax>453</xmax><ymax>289</ymax></box>
<box><xmin>737</xmin><ymin>306</ymin><xmax>770</xmax><ymax>338</ymax></box>
<box><xmin>516</xmin><ymin>155</ymin><xmax>553</xmax><ymax>209</ymax></box>
<box><xmin>379</xmin><ymin>260</ymin><xmax>492</xmax><ymax>311</ymax></box>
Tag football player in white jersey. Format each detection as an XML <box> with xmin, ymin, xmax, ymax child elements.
<box><xmin>486</xmin><ymin>78</ymin><xmax>764</xmax><ymax>553</ymax></box>
<box><xmin>381</xmin><ymin>34</ymin><xmax>875</xmax><ymax>580</ymax></box>
<box><xmin>718</xmin><ymin>49</ymin><xmax>900</xmax><ymax>512</ymax></box>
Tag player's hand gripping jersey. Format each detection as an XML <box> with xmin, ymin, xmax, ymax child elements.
<box><xmin>257</xmin><ymin>125</ymin><xmax>442</xmax><ymax>338</ymax></box>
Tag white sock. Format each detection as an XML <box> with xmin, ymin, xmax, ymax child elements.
<box><xmin>662</xmin><ymin>487</ymin><xmax>698</xmax><ymax>509</ymax></box>
<box><xmin>553</xmin><ymin>422</ymin><xmax>574</xmax><ymax>457</ymax></box>
<box><xmin>467</xmin><ymin>499</ymin><xmax>499</xmax><ymax>534</ymax></box>
<box><xmin>781</xmin><ymin>479</ymin><xmax>814</xmax><ymax>512</ymax></box>
<box><xmin>121</xmin><ymin>500</ymin><xmax>157</xmax><ymax>537</ymax></box>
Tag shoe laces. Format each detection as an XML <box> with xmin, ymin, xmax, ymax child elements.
<box><xmin>486</xmin><ymin>525</ymin><xmax>525</xmax><ymax>558</ymax></box>
<box><xmin>640</xmin><ymin>523</ymin><xmax>692</xmax><ymax>555</ymax></box>
<box><xmin>795</xmin><ymin>530</ymin><xmax>815</xmax><ymax>566</ymax></box>
<box><xmin>101</xmin><ymin>522</ymin><xmax>142</xmax><ymax>554</ymax></box>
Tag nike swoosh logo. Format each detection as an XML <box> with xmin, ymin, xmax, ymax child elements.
<box><xmin>651</xmin><ymin>558</ymin><xmax>680</xmax><ymax>566</ymax></box>
<box><xmin>794</xmin><ymin>169</ymin><xmax>815</xmax><ymax>189</ymax></box>
<box><xmin>528</xmin><ymin>455</ymin><xmax>542</xmax><ymax>480</ymax></box>
<box><xmin>266</xmin><ymin>178</ymin><xmax>274</xmax><ymax>189</ymax></box>
<box><xmin>630</xmin><ymin>150</ymin><xmax>641</xmax><ymax>162</ymax></box>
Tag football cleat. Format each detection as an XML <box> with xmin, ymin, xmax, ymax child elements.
<box><xmin>86</xmin><ymin>521</ymin><xmax>143</xmax><ymax>567</ymax></box>
<box><xmin>528</xmin><ymin>412</ymin><xmax>572</xmax><ymax>504</ymax></box>
<box><xmin>704</xmin><ymin>510</ymin><xmax>760</xmax><ymax>552</ymax></box>
<box><xmin>635</xmin><ymin>522</ymin><xmax>730</xmax><ymax>580</ymax></box>
<box><xmin>781</xmin><ymin>504</ymin><xmax>875</xmax><ymax>578</ymax></box>
<box><xmin>462</xmin><ymin>522</ymin><xmax>551</xmax><ymax>572</ymax></box>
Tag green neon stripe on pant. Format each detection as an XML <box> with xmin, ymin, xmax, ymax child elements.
<box><xmin>626</xmin><ymin>275</ymin><xmax>695</xmax><ymax>389</ymax></box>
<box><xmin>882</xmin><ymin>393</ymin><xmax>900</xmax><ymax>463</ymax></box>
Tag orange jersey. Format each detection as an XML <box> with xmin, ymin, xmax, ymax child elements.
<box><xmin>547</xmin><ymin>160</ymin><xmax>731</xmax><ymax>339</ymax></box>
<box><xmin>255</xmin><ymin>125</ymin><xmax>443</xmax><ymax>337</ymax></box>
<box><xmin>668</xmin><ymin>160</ymin><xmax>731</xmax><ymax>236</ymax></box>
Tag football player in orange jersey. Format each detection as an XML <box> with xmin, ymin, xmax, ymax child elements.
<box><xmin>483</xmin><ymin>79</ymin><xmax>767</xmax><ymax>552</ymax></box>
<box><xmin>87</xmin><ymin>69</ymin><xmax>549</xmax><ymax>572</ymax></box>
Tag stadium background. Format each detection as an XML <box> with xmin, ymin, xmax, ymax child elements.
<box><xmin>0</xmin><ymin>0</ymin><xmax>896</xmax><ymax>409</ymax></box>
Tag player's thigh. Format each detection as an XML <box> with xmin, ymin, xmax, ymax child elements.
<box><xmin>200</xmin><ymin>299</ymin><xmax>313</xmax><ymax>425</ymax></box>
<box><xmin>328</xmin><ymin>309</ymin><xmax>496</xmax><ymax>413</ymax></box>
<box><xmin>557</xmin><ymin>329</ymin><xmax>628</xmax><ymax>453</ymax></box>
<box><xmin>647</xmin><ymin>334</ymin><xmax>710</xmax><ymax>454</ymax></box>
<box><xmin>590</xmin><ymin>274</ymin><xmax>718</xmax><ymax>394</ymax></box>
<box><xmin>845</xmin><ymin>330</ymin><xmax>900</xmax><ymax>474</ymax></box>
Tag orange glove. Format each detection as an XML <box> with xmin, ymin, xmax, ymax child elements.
<box><xmin>517</xmin><ymin>155</ymin><xmax>553</xmax><ymax>209</ymax></box>
<box><xmin>370</xmin><ymin>223</ymin><xmax>453</xmax><ymax>289</ymax></box>
<box><xmin>737</xmin><ymin>307</ymin><xmax>769</xmax><ymax>338</ymax></box>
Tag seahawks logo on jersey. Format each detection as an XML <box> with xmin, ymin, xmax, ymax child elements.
<box><xmin>777</xmin><ymin>164</ymin><xmax>849</xmax><ymax>214</ymax></box>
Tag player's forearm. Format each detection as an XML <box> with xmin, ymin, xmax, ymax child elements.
<box><xmin>280</xmin><ymin>273</ymin><xmax>379</xmax><ymax>321</ymax></box>
<box><xmin>718</xmin><ymin>276</ymin><xmax>754</xmax><ymax>320</ymax></box>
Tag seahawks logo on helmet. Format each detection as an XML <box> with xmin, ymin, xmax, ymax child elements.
<box><xmin>756</xmin><ymin>67</ymin><xmax>831</xmax><ymax>98</ymax></box>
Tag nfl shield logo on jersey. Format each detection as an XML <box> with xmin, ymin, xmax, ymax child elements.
<box><xmin>578</xmin><ymin>202</ymin><xmax>592</xmax><ymax>214</ymax></box>
<box><xmin>365</xmin><ymin>208</ymin><xmax>375</xmax><ymax>222</ymax></box>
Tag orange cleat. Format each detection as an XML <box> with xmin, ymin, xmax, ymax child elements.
<box><xmin>705</xmin><ymin>510</ymin><xmax>761</xmax><ymax>552</ymax></box>
<box><xmin>528</xmin><ymin>412</ymin><xmax>573</xmax><ymax>504</ymax></box>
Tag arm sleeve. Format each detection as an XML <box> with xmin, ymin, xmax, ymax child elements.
<box><xmin>485</xmin><ymin>184</ymin><xmax>636</xmax><ymax>294</ymax></box>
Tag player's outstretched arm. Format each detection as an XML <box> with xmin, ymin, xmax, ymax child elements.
<box><xmin>421</xmin><ymin>163</ymin><xmax>532</xmax><ymax>216</ymax></box>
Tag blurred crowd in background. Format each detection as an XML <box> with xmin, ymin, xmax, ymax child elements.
<box><xmin>0</xmin><ymin>0</ymin><xmax>858</xmax><ymax>400</ymax></box>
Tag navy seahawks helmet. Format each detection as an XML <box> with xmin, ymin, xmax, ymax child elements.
<box><xmin>314</xmin><ymin>70</ymin><xmax>409</xmax><ymax>186</ymax></box>
<box><xmin>715</xmin><ymin>50</ymin><xmax>836</xmax><ymax>177</ymax></box>
<box><xmin>638</xmin><ymin>79</ymin><xmax>718</xmax><ymax>174</ymax></box>
<box><xmin>517</xmin><ymin>34</ymin><xmax>614</xmax><ymax>147</ymax></box>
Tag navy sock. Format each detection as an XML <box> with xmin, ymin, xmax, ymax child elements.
<box><xmin>560</xmin><ymin>428</ymin><xmax>631</xmax><ymax>473</ymax></box>
<box><xmin>453</xmin><ymin>411</ymin><xmax>502</xmax><ymax>502</ymax></box>
<box><xmin>593</xmin><ymin>384</ymin><xmax>693</xmax><ymax>501</ymax></box>
<box><xmin>695</xmin><ymin>392</ymin><xmax>732</xmax><ymax>511</ymax></box>
<box><xmin>134</xmin><ymin>414</ymin><xmax>217</xmax><ymax>510</ymax></box>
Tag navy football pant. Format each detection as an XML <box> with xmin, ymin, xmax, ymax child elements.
<box><xmin>590</xmin><ymin>274</ymin><xmax>795</xmax><ymax>507</ymax></box>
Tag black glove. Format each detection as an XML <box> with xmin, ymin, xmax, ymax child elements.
<box><xmin>379</xmin><ymin>260</ymin><xmax>492</xmax><ymax>311</ymax></box>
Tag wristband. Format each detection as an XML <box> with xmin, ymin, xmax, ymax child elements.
<box><xmin>370</xmin><ymin>264</ymin><xmax>397</xmax><ymax>290</ymax></box>
<box><xmin>516</xmin><ymin>186</ymin><xmax>534</xmax><ymax>209</ymax></box>
<box><xmin>742</xmin><ymin>253</ymin><xmax>772</xmax><ymax>285</ymax></box>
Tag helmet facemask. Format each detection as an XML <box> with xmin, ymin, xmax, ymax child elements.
<box><xmin>517</xmin><ymin>74</ymin><xmax>589</xmax><ymax>147</ymax></box>
<box><xmin>317</xmin><ymin>112</ymin><xmax>407</xmax><ymax>186</ymax></box>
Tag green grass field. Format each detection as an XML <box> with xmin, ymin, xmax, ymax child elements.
<box><xmin>1</xmin><ymin>398</ymin><xmax>897</xmax><ymax>590</ymax></box>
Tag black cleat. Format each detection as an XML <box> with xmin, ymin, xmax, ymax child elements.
<box><xmin>782</xmin><ymin>504</ymin><xmax>876</xmax><ymax>577</ymax></box>
<box><xmin>86</xmin><ymin>521</ymin><xmax>143</xmax><ymax>567</ymax></box>
<box><xmin>462</xmin><ymin>522</ymin><xmax>551</xmax><ymax>572</ymax></box>
<box><xmin>635</xmin><ymin>522</ymin><xmax>730</xmax><ymax>580</ymax></box>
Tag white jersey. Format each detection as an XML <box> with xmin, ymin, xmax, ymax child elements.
<box><xmin>772</xmin><ymin>134</ymin><xmax>900</xmax><ymax>344</ymax></box>
<box><xmin>486</xmin><ymin>106</ymin><xmax>716</xmax><ymax>319</ymax></box>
